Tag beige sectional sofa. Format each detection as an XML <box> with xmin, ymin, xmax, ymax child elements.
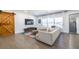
<box><xmin>36</xmin><ymin>27</ymin><xmax>61</xmax><ymax>45</ymax></box>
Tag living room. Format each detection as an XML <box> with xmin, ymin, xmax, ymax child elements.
<box><xmin>0</xmin><ymin>10</ymin><xmax>79</xmax><ymax>49</ymax></box>
<box><xmin>7</xmin><ymin>10</ymin><xmax>79</xmax><ymax>34</ymax></box>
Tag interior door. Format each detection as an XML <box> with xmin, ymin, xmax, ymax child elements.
<box><xmin>0</xmin><ymin>12</ymin><xmax>15</xmax><ymax>36</ymax></box>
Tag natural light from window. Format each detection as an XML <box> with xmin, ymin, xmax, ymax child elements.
<box><xmin>41</xmin><ymin>17</ymin><xmax>63</xmax><ymax>28</ymax></box>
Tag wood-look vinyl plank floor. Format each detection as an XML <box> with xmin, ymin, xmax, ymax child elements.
<box><xmin>0</xmin><ymin>33</ymin><xmax>79</xmax><ymax>49</ymax></box>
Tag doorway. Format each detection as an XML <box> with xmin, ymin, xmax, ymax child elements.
<box><xmin>69</xmin><ymin>14</ymin><xmax>78</xmax><ymax>34</ymax></box>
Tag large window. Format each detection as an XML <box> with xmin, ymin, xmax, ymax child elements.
<box><xmin>41</xmin><ymin>17</ymin><xmax>63</xmax><ymax>28</ymax></box>
<box><xmin>42</xmin><ymin>18</ymin><xmax>48</xmax><ymax>27</ymax></box>
<box><xmin>55</xmin><ymin>17</ymin><xmax>63</xmax><ymax>28</ymax></box>
<box><xmin>48</xmin><ymin>18</ymin><xmax>54</xmax><ymax>27</ymax></box>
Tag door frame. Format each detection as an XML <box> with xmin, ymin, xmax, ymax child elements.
<box><xmin>69</xmin><ymin>13</ymin><xmax>79</xmax><ymax>34</ymax></box>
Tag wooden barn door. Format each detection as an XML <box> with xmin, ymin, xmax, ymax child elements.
<box><xmin>0</xmin><ymin>12</ymin><xmax>15</xmax><ymax>36</ymax></box>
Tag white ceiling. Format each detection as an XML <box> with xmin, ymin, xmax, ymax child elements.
<box><xmin>4</xmin><ymin>10</ymin><xmax>65</xmax><ymax>16</ymax></box>
<box><xmin>24</xmin><ymin>10</ymin><xmax>64</xmax><ymax>16</ymax></box>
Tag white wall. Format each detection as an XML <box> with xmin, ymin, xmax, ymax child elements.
<box><xmin>14</xmin><ymin>12</ymin><xmax>36</xmax><ymax>33</ymax></box>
